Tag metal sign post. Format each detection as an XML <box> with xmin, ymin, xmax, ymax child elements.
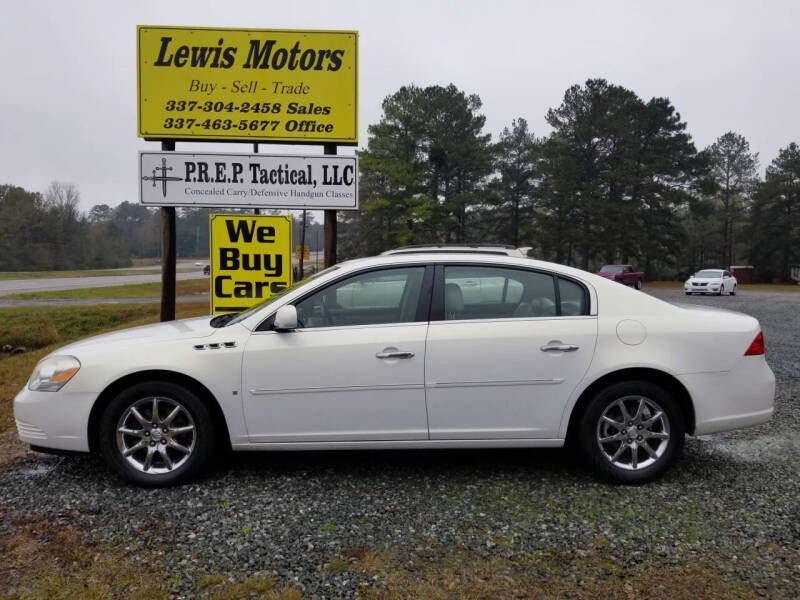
<box><xmin>160</xmin><ymin>140</ymin><xmax>176</xmax><ymax>322</ymax></box>
<box><xmin>324</xmin><ymin>143</ymin><xmax>337</xmax><ymax>268</ymax></box>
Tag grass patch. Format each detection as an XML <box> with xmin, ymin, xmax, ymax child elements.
<box><xmin>0</xmin><ymin>267</ymin><xmax>197</xmax><ymax>280</ymax></box>
<box><xmin>0</xmin><ymin>519</ymin><xmax>305</xmax><ymax>600</ymax></box>
<box><xmin>6</xmin><ymin>278</ymin><xmax>209</xmax><ymax>300</ymax></box>
<box><xmin>0</xmin><ymin>304</ymin><xmax>165</xmax><ymax>349</ymax></box>
<box><xmin>0</xmin><ymin>302</ymin><xmax>208</xmax><ymax>467</ymax></box>
<box><xmin>0</xmin><ymin>520</ymin><xmax>170</xmax><ymax>600</ymax></box>
<box><xmin>193</xmin><ymin>576</ymin><xmax>302</xmax><ymax>600</ymax></box>
<box><xmin>734</xmin><ymin>283</ymin><xmax>799</xmax><ymax>292</ymax></box>
<box><xmin>323</xmin><ymin>557</ymin><xmax>350</xmax><ymax>574</ymax></box>
<box><xmin>348</xmin><ymin>546</ymin><xmax>758</xmax><ymax>600</ymax></box>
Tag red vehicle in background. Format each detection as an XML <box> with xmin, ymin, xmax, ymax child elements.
<box><xmin>596</xmin><ymin>264</ymin><xmax>645</xmax><ymax>289</ymax></box>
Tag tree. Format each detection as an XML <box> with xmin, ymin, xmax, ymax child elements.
<box><xmin>88</xmin><ymin>204</ymin><xmax>113</xmax><ymax>223</ymax></box>
<box><xmin>487</xmin><ymin>118</ymin><xmax>541</xmax><ymax>247</ymax></box>
<box><xmin>340</xmin><ymin>84</ymin><xmax>494</xmax><ymax>257</ymax></box>
<box><xmin>537</xmin><ymin>79</ymin><xmax>704</xmax><ymax>274</ymax></box>
<box><xmin>706</xmin><ymin>132</ymin><xmax>759</xmax><ymax>267</ymax></box>
<box><xmin>749</xmin><ymin>143</ymin><xmax>800</xmax><ymax>282</ymax></box>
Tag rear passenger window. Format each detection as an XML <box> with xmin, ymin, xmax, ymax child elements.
<box><xmin>444</xmin><ymin>266</ymin><xmax>556</xmax><ymax>320</ymax></box>
<box><xmin>558</xmin><ymin>278</ymin><xmax>588</xmax><ymax>316</ymax></box>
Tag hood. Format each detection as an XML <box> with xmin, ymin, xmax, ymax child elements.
<box><xmin>52</xmin><ymin>316</ymin><xmax>216</xmax><ymax>355</ymax></box>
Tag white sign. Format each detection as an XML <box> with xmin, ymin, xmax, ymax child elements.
<box><xmin>139</xmin><ymin>151</ymin><xmax>357</xmax><ymax>209</ymax></box>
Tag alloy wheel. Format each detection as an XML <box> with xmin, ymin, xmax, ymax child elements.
<box><xmin>596</xmin><ymin>395</ymin><xmax>670</xmax><ymax>470</ymax></box>
<box><xmin>116</xmin><ymin>396</ymin><xmax>196</xmax><ymax>474</ymax></box>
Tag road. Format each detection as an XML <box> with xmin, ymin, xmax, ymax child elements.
<box><xmin>0</xmin><ymin>262</ymin><xmax>205</xmax><ymax>297</ymax></box>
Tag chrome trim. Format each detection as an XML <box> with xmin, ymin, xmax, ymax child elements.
<box><xmin>375</xmin><ymin>351</ymin><xmax>415</xmax><ymax>359</ymax></box>
<box><xmin>540</xmin><ymin>343</ymin><xmax>580</xmax><ymax>352</ymax></box>
<box><xmin>429</xmin><ymin>379</ymin><xmax>564</xmax><ymax>388</ymax></box>
<box><xmin>431</xmin><ymin>316</ymin><xmax>597</xmax><ymax>325</ymax></box>
<box><xmin>250</xmin><ymin>383</ymin><xmax>425</xmax><ymax>396</ymax></box>
<box><xmin>193</xmin><ymin>341</ymin><xmax>237</xmax><ymax>350</ymax></box>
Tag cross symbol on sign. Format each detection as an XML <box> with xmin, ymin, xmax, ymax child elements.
<box><xmin>142</xmin><ymin>158</ymin><xmax>183</xmax><ymax>198</ymax></box>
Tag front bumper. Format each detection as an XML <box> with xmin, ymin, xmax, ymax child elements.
<box><xmin>685</xmin><ymin>282</ymin><xmax>721</xmax><ymax>293</ymax></box>
<box><xmin>13</xmin><ymin>386</ymin><xmax>95</xmax><ymax>452</ymax></box>
<box><xmin>679</xmin><ymin>356</ymin><xmax>775</xmax><ymax>436</ymax></box>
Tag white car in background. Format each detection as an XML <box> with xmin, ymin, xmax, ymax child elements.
<box><xmin>15</xmin><ymin>251</ymin><xmax>773</xmax><ymax>487</ymax></box>
<box><xmin>685</xmin><ymin>269</ymin><xmax>738</xmax><ymax>295</ymax></box>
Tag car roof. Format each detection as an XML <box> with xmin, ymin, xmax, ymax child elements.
<box><xmin>305</xmin><ymin>252</ymin><xmax>597</xmax><ymax>286</ymax></box>
<box><xmin>381</xmin><ymin>244</ymin><xmax>528</xmax><ymax>257</ymax></box>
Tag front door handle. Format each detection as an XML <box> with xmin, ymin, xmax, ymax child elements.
<box><xmin>376</xmin><ymin>350</ymin><xmax>415</xmax><ymax>359</ymax></box>
<box><xmin>540</xmin><ymin>342</ymin><xmax>579</xmax><ymax>353</ymax></box>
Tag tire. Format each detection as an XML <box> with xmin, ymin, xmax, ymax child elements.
<box><xmin>578</xmin><ymin>380</ymin><xmax>684</xmax><ymax>484</ymax></box>
<box><xmin>634</xmin><ymin>279</ymin><xmax>642</xmax><ymax>290</ymax></box>
<box><xmin>685</xmin><ymin>292</ymin><xmax>691</xmax><ymax>296</ymax></box>
<box><xmin>731</xmin><ymin>285</ymin><xmax>736</xmax><ymax>296</ymax></box>
<box><xmin>99</xmin><ymin>381</ymin><xmax>215</xmax><ymax>487</ymax></box>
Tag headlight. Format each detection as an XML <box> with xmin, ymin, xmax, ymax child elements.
<box><xmin>28</xmin><ymin>356</ymin><xmax>81</xmax><ymax>392</ymax></box>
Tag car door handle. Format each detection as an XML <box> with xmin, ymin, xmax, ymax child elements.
<box><xmin>375</xmin><ymin>350</ymin><xmax>415</xmax><ymax>359</ymax></box>
<box><xmin>540</xmin><ymin>342</ymin><xmax>579</xmax><ymax>353</ymax></box>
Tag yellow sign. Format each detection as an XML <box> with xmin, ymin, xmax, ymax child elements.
<box><xmin>137</xmin><ymin>26</ymin><xmax>358</xmax><ymax>144</ymax></box>
<box><xmin>295</xmin><ymin>245</ymin><xmax>310</xmax><ymax>260</ymax></box>
<box><xmin>209</xmin><ymin>214</ymin><xmax>292</xmax><ymax>315</ymax></box>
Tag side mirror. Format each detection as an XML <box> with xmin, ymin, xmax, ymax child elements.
<box><xmin>273</xmin><ymin>305</ymin><xmax>298</xmax><ymax>331</ymax></box>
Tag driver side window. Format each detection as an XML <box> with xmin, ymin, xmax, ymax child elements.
<box><xmin>294</xmin><ymin>267</ymin><xmax>425</xmax><ymax>329</ymax></box>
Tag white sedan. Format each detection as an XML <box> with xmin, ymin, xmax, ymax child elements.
<box><xmin>14</xmin><ymin>252</ymin><xmax>774</xmax><ymax>486</ymax></box>
<box><xmin>685</xmin><ymin>269</ymin><xmax>738</xmax><ymax>295</ymax></box>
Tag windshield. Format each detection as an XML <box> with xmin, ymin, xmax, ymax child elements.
<box><xmin>694</xmin><ymin>270</ymin><xmax>723</xmax><ymax>279</ymax></box>
<box><xmin>219</xmin><ymin>266</ymin><xmax>340</xmax><ymax>327</ymax></box>
<box><xmin>600</xmin><ymin>265</ymin><xmax>625</xmax><ymax>273</ymax></box>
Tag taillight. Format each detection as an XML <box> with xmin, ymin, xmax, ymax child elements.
<box><xmin>744</xmin><ymin>332</ymin><xmax>765</xmax><ymax>356</ymax></box>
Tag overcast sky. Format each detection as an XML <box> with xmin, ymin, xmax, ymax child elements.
<box><xmin>1</xmin><ymin>0</ymin><xmax>798</xmax><ymax>210</ymax></box>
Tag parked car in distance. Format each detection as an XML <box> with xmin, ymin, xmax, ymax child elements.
<box><xmin>203</xmin><ymin>264</ymin><xmax>210</xmax><ymax>276</ymax></box>
<box><xmin>596</xmin><ymin>264</ymin><xmax>645</xmax><ymax>289</ymax></box>
<box><xmin>685</xmin><ymin>269</ymin><xmax>737</xmax><ymax>296</ymax></box>
<box><xmin>15</xmin><ymin>250</ymin><xmax>774</xmax><ymax>487</ymax></box>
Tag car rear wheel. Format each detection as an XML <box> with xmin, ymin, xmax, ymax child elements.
<box><xmin>99</xmin><ymin>381</ymin><xmax>214</xmax><ymax>487</ymax></box>
<box><xmin>634</xmin><ymin>279</ymin><xmax>642</xmax><ymax>290</ymax></box>
<box><xmin>578</xmin><ymin>381</ymin><xmax>684</xmax><ymax>484</ymax></box>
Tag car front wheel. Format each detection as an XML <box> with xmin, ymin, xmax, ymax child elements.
<box><xmin>99</xmin><ymin>381</ymin><xmax>215</xmax><ymax>487</ymax></box>
<box><xmin>579</xmin><ymin>381</ymin><xmax>684</xmax><ymax>483</ymax></box>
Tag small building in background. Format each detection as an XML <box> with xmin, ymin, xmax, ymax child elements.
<box><xmin>730</xmin><ymin>265</ymin><xmax>755</xmax><ymax>284</ymax></box>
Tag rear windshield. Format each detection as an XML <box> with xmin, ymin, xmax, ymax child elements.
<box><xmin>600</xmin><ymin>265</ymin><xmax>625</xmax><ymax>273</ymax></box>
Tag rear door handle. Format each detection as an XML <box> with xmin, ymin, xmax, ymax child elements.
<box><xmin>540</xmin><ymin>342</ymin><xmax>579</xmax><ymax>353</ymax></box>
<box><xmin>376</xmin><ymin>350</ymin><xmax>415</xmax><ymax>359</ymax></box>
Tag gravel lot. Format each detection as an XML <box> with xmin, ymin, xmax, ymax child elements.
<box><xmin>1</xmin><ymin>287</ymin><xmax>798</xmax><ymax>598</ymax></box>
